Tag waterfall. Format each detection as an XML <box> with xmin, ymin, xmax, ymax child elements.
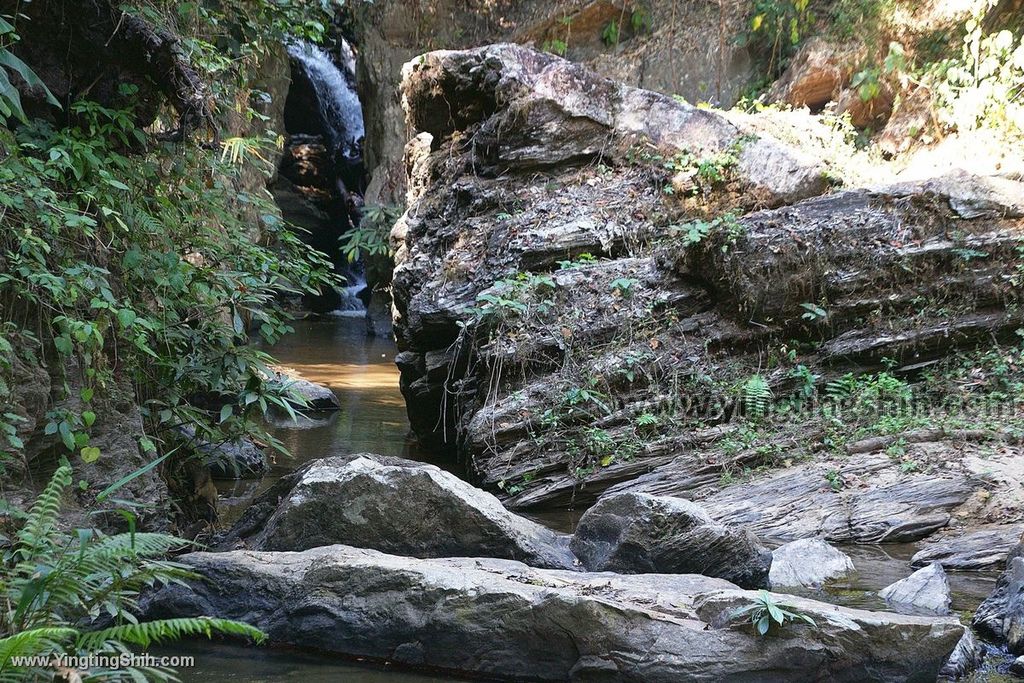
<box><xmin>330</xmin><ymin>271</ymin><xmax>370</xmax><ymax>318</ymax></box>
<box><xmin>287</xmin><ymin>39</ymin><xmax>364</xmax><ymax>159</ymax></box>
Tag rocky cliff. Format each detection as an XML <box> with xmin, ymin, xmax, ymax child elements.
<box><xmin>390</xmin><ymin>44</ymin><xmax>1024</xmax><ymax>543</ymax></box>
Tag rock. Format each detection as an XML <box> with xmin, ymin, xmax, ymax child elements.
<box><xmin>769</xmin><ymin>539</ymin><xmax>855</xmax><ymax>589</ymax></box>
<box><xmin>177</xmin><ymin>427</ymin><xmax>269</xmax><ymax>480</ymax></box>
<box><xmin>938</xmin><ymin>630</ymin><xmax>985</xmax><ymax>680</ymax></box>
<box><xmin>973</xmin><ymin>556</ymin><xmax>1024</xmax><ymax>653</ymax></box>
<box><xmin>140</xmin><ymin>544</ymin><xmax>965</xmax><ymax>682</ymax></box>
<box><xmin>570</xmin><ymin>492</ymin><xmax>771</xmax><ymax>589</ymax></box>
<box><xmin>835</xmin><ymin>82</ymin><xmax>895</xmax><ymax>129</ymax></box>
<box><xmin>911</xmin><ymin>524</ymin><xmax>1024</xmax><ymax>570</ymax></box>
<box><xmin>271</xmin><ymin>372</ymin><xmax>341</xmax><ymax>413</ymax></box>
<box><xmin>768</xmin><ymin>37</ymin><xmax>864</xmax><ymax>110</ymax></box>
<box><xmin>878</xmin><ymin>563</ymin><xmax>952</xmax><ymax>616</ymax></box>
<box><xmin>656</xmin><ymin>454</ymin><xmax>974</xmax><ymax>544</ymax></box>
<box><xmin>1011</xmin><ymin>655</ymin><xmax>1024</xmax><ymax>677</ymax></box>
<box><xmin>401</xmin><ymin>44</ymin><xmax>826</xmax><ymax>206</ymax></box>
<box><xmin>226</xmin><ymin>454</ymin><xmax>576</xmax><ymax>569</ymax></box>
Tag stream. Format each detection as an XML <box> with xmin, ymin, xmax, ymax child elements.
<box><xmin>183</xmin><ymin>316</ymin><xmax>1015</xmax><ymax>681</ymax></box>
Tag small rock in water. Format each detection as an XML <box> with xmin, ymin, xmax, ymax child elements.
<box><xmin>570</xmin><ymin>492</ymin><xmax>772</xmax><ymax>589</ymax></box>
<box><xmin>878</xmin><ymin>563</ymin><xmax>953</xmax><ymax>615</ymax></box>
<box><xmin>769</xmin><ymin>538</ymin><xmax>855</xmax><ymax>588</ymax></box>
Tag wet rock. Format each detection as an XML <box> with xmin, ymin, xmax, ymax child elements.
<box><xmin>973</xmin><ymin>556</ymin><xmax>1024</xmax><ymax>653</ymax></box>
<box><xmin>911</xmin><ymin>524</ymin><xmax>1024</xmax><ymax>570</ymax></box>
<box><xmin>227</xmin><ymin>454</ymin><xmax>576</xmax><ymax>569</ymax></box>
<box><xmin>570</xmin><ymin>492</ymin><xmax>771</xmax><ymax>589</ymax></box>
<box><xmin>878</xmin><ymin>563</ymin><xmax>952</xmax><ymax>615</ymax></box>
<box><xmin>939</xmin><ymin>630</ymin><xmax>985</xmax><ymax>680</ymax></box>
<box><xmin>140</xmin><ymin>544</ymin><xmax>964</xmax><ymax>682</ymax></box>
<box><xmin>769</xmin><ymin>539</ymin><xmax>854</xmax><ymax>589</ymax></box>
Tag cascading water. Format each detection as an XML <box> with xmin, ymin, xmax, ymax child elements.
<box><xmin>286</xmin><ymin>39</ymin><xmax>365</xmax><ymax>160</ymax></box>
<box><xmin>285</xmin><ymin>38</ymin><xmax>371</xmax><ymax>318</ymax></box>
<box><xmin>331</xmin><ymin>270</ymin><xmax>370</xmax><ymax>318</ymax></box>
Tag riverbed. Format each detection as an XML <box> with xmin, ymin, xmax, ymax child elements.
<box><xmin>196</xmin><ymin>316</ymin><xmax>1013</xmax><ymax>682</ymax></box>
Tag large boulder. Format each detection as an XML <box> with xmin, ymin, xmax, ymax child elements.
<box><xmin>225</xmin><ymin>454</ymin><xmax>575</xmax><ymax>570</ymax></box>
<box><xmin>769</xmin><ymin>539</ymin><xmax>855</xmax><ymax>589</ymax></box>
<box><xmin>973</xmin><ymin>555</ymin><xmax>1024</xmax><ymax>653</ymax></box>
<box><xmin>878</xmin><ymin>563</ymin><xmax>953</xmax><ymax>616</ymax></box>
<box><xmin>570</xmin><ymin>492</ymin><xmax>771</xmax><ymax>589</ymax></box>
<box><xmin>140</xmin><ymin>544</ymin><xmax>964</xmax><ymax>682</ymax></box>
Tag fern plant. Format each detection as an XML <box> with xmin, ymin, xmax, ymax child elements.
<box><xmin>741</xmin><ymin>375</ymin><xmax>774</xmax><ymax>420</ymax></box>
<box><xmin>0</xmin><ymin>464</ymin><xmax>265</xmax><ymax>681</ymax></box>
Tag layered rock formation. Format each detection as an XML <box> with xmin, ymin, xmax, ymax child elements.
<box><xmin>388</xmin><ymin>43</ymin><xmax>1024</xmax><ymax>525</ymax></box>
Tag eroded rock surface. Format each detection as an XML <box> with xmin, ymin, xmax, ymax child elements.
<box><xmin>225</xmin><ymin>454</ymin><xmax>575</xmax><ymax>569</ymax></box>
<box><xmin>973</xmin><ymin>555</ymin><xmax>1024</xmax><ymax>653</ymax></box>
<box><xmin>569</xmin><ymin>492</ymin><xmax>771</xmax><ymax>588</ymax></box>
<box><xmin>140</xmin><ymin>544</ymin><xmax>964</xmax><ymax>682</ymax></box>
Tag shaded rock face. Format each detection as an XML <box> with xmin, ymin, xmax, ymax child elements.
<box><xmin>225</xmin><ymin>454</ymin><xmax>576</xmax><ymax>570</ymax></box>
<box><xmin>176</xmin><ymin>426</ymin><xmax>268</xmax><ymax>481</ymax></box>
<box><xmin>389</xmin><ymin>42</ymin><xmax>1024</xmax><ymax>515</ymax></box>
<box><xmin>974</xmin><ymin>555</ymin><xmax>1024</xmax><ymax>653</ymax></box>
<box><xmin>769</xmin><ymin>539</ymin><xmax>854</xmax><ymax>589</ymax></box>
<box><xmin>569</xmin><ymin>492</ymin><xmax>771</xmax><ymax>589</ymax></box>
<box><xmin>140</xmin><ymin>544</ymin><xmax>964</xmax><ymax>683</ymax></box>
<box><xmin>878</xmin><ymin>563</ymin><xmax>953</xmax><ymax>616</ymax></box>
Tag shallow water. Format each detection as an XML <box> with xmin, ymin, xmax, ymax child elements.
<box><xmin>166</xmin><ymin>642</ymin><xmax>458</xmax><ymax>683</ymax></box>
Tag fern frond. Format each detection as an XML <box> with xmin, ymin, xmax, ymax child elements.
<box><xmin>78</xmin><ymin>617</ymin><xmax>266</xmax><ymax>651</ymax></box>
<box><xmin>0</xmin><ymin>626</ymin><xmax>77</xmax><ymax>672</ymax></box>
<box><xmin>13</xmin><ymin>465</ymin><xmax>72</xmax><ymax>562</ymax></box>
<box><xmin>742</xmin><ymin>375</ymin><xmax>774</xmax><ymax>420</ymax></box>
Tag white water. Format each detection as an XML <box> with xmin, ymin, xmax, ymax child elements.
<box><xmin>330</xmin><ymin>272</ymin><xmax>369</xmax><ymax>318</ymax></box>
<box><xmin>287</xmin><ymin>39</ymin><xmax>364</xmax><ymax>155</ymax></box>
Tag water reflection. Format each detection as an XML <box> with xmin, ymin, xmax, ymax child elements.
<box><xmin>166</xmin><ymin>642</ymin><xmax>458</xmax><ymax>682</ymax></box>
<box><xmin>215</xmin><ymin>318</ymin><xmax>423</xmax><ymax>524</ymax></box>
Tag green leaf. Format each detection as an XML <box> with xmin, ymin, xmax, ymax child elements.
<box><xmin>0</xmin><ymin>48</ymin><xmax>62</xmax><ymax>107</ymax></box>
<box><xmin>0</xmin><ymin>67</ymin><xmax>25</xmax><ymax>122</ymax></box>
<box><xmin>219</xmin><ymin>404</ymin><xmax>233</xmax><ymax>423</ymax></box>
<box><xmin>80</xmin><ymin>446</ymin><xmax>101</xmax><ymax>463</ymax></box>
<box><xmin>756</xmin><ymin>614</ymin><xmax>771</xmax><ymax>635</ymax></box>
<box><xmin>766</xmin><ymin>599</ymin><xmax>785</xmax><ymax>625</ymax></box>
<box><xmin>80</xmin><ymin>387</ymin><xmax>94</xmax><ymax>402</ymax></box>
<box><xmin>82</xmin><ymin>411</ymin><xmax>96</xmax><ymax>428</ymax></box>
<box><xmin>54</xmin><ymin>335</ymin><xmax>73</xmax><ymax>355</ymax></box>
<box><xmin>58</xmin><ymin>421</ymin><xmax>74</xmax><ymax>451</ymax></box>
